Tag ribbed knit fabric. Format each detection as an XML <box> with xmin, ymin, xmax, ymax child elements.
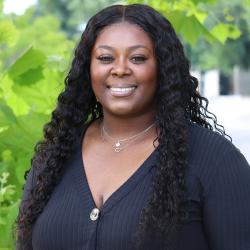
<box><xmin>21</xmin><ymin>123</ymin><xmax>250</xmax><ymax>250</ymax></box>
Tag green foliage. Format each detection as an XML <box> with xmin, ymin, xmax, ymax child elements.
<box><xmin>35</xmin><ymin>0</ymin><xmax>118</xmax><ymax>37</ymax></box>
<box><xmin>0</xmin><ymin>6</ymin><xmax>74</xmax><ymax>248</ymax></box>
<box><xmin>127</xmin><ymin>0</ymin><xmax>241</xmax><ymax>46</ymax></box>
<box><xmin>0</xmin><ymin>20</ymin><xmax>19</xmax><ymax>47</ymax></box>
<box><xmin>210</xmin><ymin>23</ymin><xmax>241</xmax><ymax>43</ymax></box>
<box><xmin>0</xmin><ymin>172</ymin><xmax>15</xmax><ymax>207</ymax></box>
<box><xmin>0</xmin><ymin>172</ymin><xmax>19</xmax><ymax>249</ymax></box>
<box><xmin>8</xmin><ymin>47</ymin><xmax>46</xmax><ymax>80</ymax></box>
<box><xmin>35</xmin><ymin>0</ymin><xmax>241</xmax><ymax>44</ymax></box>
<box><xmin>187</xmin><ymin>0</ymin><xmax>250</xmax><ymax>74</ymax></box>
<box><xmin>0</xmin><ymin>0</ymin><xmax>3</xmax><ymax>14</ymax></box>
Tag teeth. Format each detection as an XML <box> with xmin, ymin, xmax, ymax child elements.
<box><xmin>110</xmin><ymin>87</ymin><xmax>135</xmax><ymax>92</ymax></box>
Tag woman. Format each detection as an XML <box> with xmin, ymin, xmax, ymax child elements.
<box><xmin>16</xmin><ymin>4</ymin><xmax>250</xmax><ymax>250</ymax></box>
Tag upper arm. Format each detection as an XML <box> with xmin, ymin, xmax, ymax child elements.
<box><xmin>203</xmin><ymin>149</ymin><xmax>250</xmax><ymax>250</ymax></box>
<box><xmin>17</xmin><ymin>167</ymin><xmax>36</xmax><ymax>250</ymax></box>
<box><xmin>20</xmin><ymin>167</ymin><xmax>36</xmax><ymax>208</ymax></box>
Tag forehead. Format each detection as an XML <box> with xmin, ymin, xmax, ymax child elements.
<box><xmin>93</xmin><ymin>22</ymin><xmax>154</xmax><ymax>50</ymax></box>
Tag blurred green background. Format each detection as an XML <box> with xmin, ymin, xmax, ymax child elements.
<box><xmin>0</xmin><ymin>0</ymin><xmax>249</xmax><ymax>248</ymax></box>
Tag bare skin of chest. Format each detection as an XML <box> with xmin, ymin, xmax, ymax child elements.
<box><xmin>82</xmin><ymin>122</ymin><xmax>157</xmax><ymax>210</ymax></box>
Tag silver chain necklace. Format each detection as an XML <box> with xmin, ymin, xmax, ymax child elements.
<box><xmin>101</xmin><ymin>121</ymin><xmax>156</xmax><ymax>152</ymax></box>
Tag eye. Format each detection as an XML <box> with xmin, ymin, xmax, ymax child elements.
<box><xmin>96</xmin><ymin>55</ymin><xmax>114</xmax><ymax>64</ymax></box>
<box><xmin>130</xmin><ymin>55</ymin><xmax>147</xmax><ymax>64</ymax></box>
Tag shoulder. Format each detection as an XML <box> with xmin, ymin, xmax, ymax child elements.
<box><xmin>188</xmin><ymin>122</ymin><xmax>235</xmax><ymax>154</ymax></box>
<box><xmin>187</xmin><ymin>122</ymin><xmax>238</xmax><ymax>165</ymax></box>
<box><xmin>187</xmin><ymin>125</ymin><xmax>250</xmax><ymax>249</ymax></box>
<box><xmin>186</xmin><ymin>122</ymin><xmax>248</xmax><ymax>194</ymax></box>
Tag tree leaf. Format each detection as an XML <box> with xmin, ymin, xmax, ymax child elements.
<box><xmin>13</xmin><ymin>66</ymin><xmax>44</xmax><ymax>86</ymax></box>
<box><xmin>0</xmin><ymin>20</ymin><xmax>19</xmax><ymax>47</ymax></box>
<box><xmin>191</xmin><ymin>0</ymin><xmax>216</xmax><ymax>3</ymax></box>
<box><xmin>0</xmin><ymin>200</ymin><xmax>19</xmax><ymax>248</ymax></box>
<box><xmin>167</xmin><ymin>11</ymin><xmax>214</xmax><ymax>45</ymax></box>
<box><xmin>210</xmin><ymin>23</ymin><xmax>241</xmax><ymax>44</ymax></box>
<box><xmin>0</xmin><ymin>112</ymin><xmax>49</xmax><ymax>154</ymax></box>
<box><xmin>0</xmin><ymin>102</ymin><xmax>17</xmax><ymax>125</ymax></box>
<box><xmin>12</xmin><ymin>77</ymin><xmax>61</xmax><ymax>114</ymax></box>
<box><xmin>8</xmin><ymin>47</ymin><xmax>46</xmax><ymax>80</ymax></box>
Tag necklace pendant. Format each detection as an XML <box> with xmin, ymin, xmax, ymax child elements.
<box><xmin>114</xmin><ymin>147</ymin><xmax>122</xmax><ymax>153</ymax></box>
<box><xmin>101</xmin><ymin>121</ymin><xmax>156</xmax><ymax>153</ymax></box>
<box><xmin>114</xmin><ymin>141</ymin><xmax>122</xmax><ymax>153</ymax></box>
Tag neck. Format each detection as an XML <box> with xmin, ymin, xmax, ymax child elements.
<box><xmin>101</xmin><ymin>110</ymin><xmax>156</xmax><ymax>139</ymax></box>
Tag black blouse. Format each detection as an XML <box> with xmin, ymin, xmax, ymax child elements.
<box><xmin>21</xmin><ymin>123</ymin><xmax>250</xmax><ymax>250</ymax></box>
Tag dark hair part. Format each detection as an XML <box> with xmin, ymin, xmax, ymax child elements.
<box><xmin>15</xmin><ymin>4</ymin><xmax>229</xmax><ymax>249</ymax></box>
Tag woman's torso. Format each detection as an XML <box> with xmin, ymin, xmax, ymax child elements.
<box><xmin>30</xmin><ymin>123</ymin><xmax>214</xmax><ymax>250</ymax></box>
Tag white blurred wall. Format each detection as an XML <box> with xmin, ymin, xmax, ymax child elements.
<box><xmin>203</xmin><ymin>70</ymin><xmax>220</xmax><ymax>98</ymax></box>
<box><xmin>191</xmin><ymin>69</ymin><xmax>250</xmax><ymax>163</ymax></box>
<box><xmin>207</xmin><ymin>96</ymin><xmax>250</xmax><ymax>163</ymax></box>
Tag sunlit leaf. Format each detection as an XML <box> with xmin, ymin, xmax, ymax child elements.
<box><xmin>0</xmin><ymin>200</ymin><xmax>19</xmax><ymax>248</ymax></box>
<box><xmin>1</xmin><ymin>150</ymin><xmax>12</xmax><ymax>162</ymax></box>
<box><xmin>167</xmin><ymin>11</ymin><xmax>214</xmax><ymax>45</ymax></box>
<box><xmin>0</xmin><ymin>102</ymin><xmax>17</xmax><ymax>125</ymax></box>
<box><xmin>8</xmin><ymin>47</ymin><xmax>46</xmax><ymax>80</ymax></box>
<box><xmin>13</xmin><ymin>66</ymin><xmax>44</xmax><ymax>86</ymax></box>
<box><xmin>12</xmin><ymin>78</ymin><xmax>61</xmax><ymax>114</ymax></box>
<box><xmin>5</xmin><ymin>90</ymin><xmax>30</xmax><ymax>116</ymax></box>
<box><xmin>211</xmin><ymin>23</ymin><xmax>241</xmax><ymax>43</ymax></box>
<box><xmin>191</xmin><ymin>0</ymin><xmax>216</xmax><ymax>3</ymax></box>
<box><xmin>0</xmin><ymin>112</ymin><xmax>49</xmax><ymax>154</ymax></box>
<box><xmin>194</xmin><ymin>11</ymin><xmax>207</xmax><ymax>23</ymax></box>
<box><xmin>0</xmin><ymin>20</ymin><xmax>19</xmax><ymax>47</ymax></box>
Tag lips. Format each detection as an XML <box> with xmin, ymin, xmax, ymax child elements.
<box><xmin>107</xmin><ymin>85</ymin><xmax>137</xmax><ymax>97</ymax></box>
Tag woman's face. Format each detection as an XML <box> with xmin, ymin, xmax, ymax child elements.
<box><xmin>90</xmin><ymin>22</ymin><xmax>157</xmax><ymax>117</ymax></box>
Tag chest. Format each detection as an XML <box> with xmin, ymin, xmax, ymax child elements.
<box><xmin>32</xmin><ymin>148</ymin><xmax>207</xmax><ymax>250</ymax></box>
<box><xmin>82</xmin><ymin>146</ymin><xmax>155</xmax><ymax>209</ymax></box>
<box><xmin>32</xmin><ymin>148</ymin><xmax>157</xmax><ymax>250</ymax></box>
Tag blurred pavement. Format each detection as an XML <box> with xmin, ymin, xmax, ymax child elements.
<box><xmin>208</xmin><ymin>95</ymin><xmax>250</xmax><ymax>163</ymax></box>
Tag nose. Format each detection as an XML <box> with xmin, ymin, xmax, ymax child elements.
<box><xmin>110</xmin><ymin>58</ymin><xmax>131</xmax><ymax>77</ymax></box>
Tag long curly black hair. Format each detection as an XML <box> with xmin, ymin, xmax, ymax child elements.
<box><xmin>15</xmin><ymin>4</ymin><xmax>229</xmax><ymax>249</ymax></box>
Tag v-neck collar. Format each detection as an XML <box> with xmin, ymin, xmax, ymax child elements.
<box><xmin>72</xmin><ymin>124</ymin><xmax>158</xmax><ymax>214</ymax></box>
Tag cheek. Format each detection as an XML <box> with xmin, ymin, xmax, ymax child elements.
<box><xmin>90</xmin><ymin>67</ymin><xmax>101</xmax><ymax>97</ymax></box>
<box><xmin>90</xmin><ymin>63</ymin><xmax>110</xmax><ymax>85</ymax></box>
<box><xmin>90</xmin><ymin>62</ymin><xmax>100</xmax><ymax>83</ymax></box>
<box><xmin>147</xmin><ymin>62</ymin><xmax>157</xmax><ymax>80</ymax></box>
<box><xmin>138</xmin><ymin>64</ymin><xmax>157</xmax><ymax>87</ymax></box>
<box><xmin>90</xmin><ymin>66</ymin><xmax>110</xmax><ymax>101</ymax></box>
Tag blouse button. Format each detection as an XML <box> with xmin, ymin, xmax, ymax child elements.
<box><xmin>90</xmin><ymin>208</ymin><xmax>100</xmax><ymax>221</ymax></box>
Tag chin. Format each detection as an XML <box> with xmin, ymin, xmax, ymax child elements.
<box><xmin>110</xmin><ymin>109</ymin><xmax>135</xmax><ymax>117</ymax></box>
<box><xmin>105</xmin><ymin>104</ymin><xmax>137</xmax><ymax>116</ymax></box>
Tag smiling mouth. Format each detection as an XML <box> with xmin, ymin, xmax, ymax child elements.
<box><xmin>107</xmin><ymin>86</ymin><xmax>137</xmax><ymax>97</ymax></box>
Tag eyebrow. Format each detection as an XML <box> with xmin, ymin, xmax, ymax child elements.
<box><xmin>95</xmin><ymin>45</ymin><xmax>152</xmax><ymax>53</ymax></box>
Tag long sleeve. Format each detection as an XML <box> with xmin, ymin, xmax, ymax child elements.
<box><xmin>203</xmin><ymin>149</ymin><xmax>250</xmax><ymax>250</ymax></box>
<box><xmin>17</xmin><ymin>167</ymin><xmax>36</xmax><ymax>250</ymax></box>
<box><xmin>20</xmin><ymin>167</ymin><xmax>36</xmax><ymax>206</ymax></box>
